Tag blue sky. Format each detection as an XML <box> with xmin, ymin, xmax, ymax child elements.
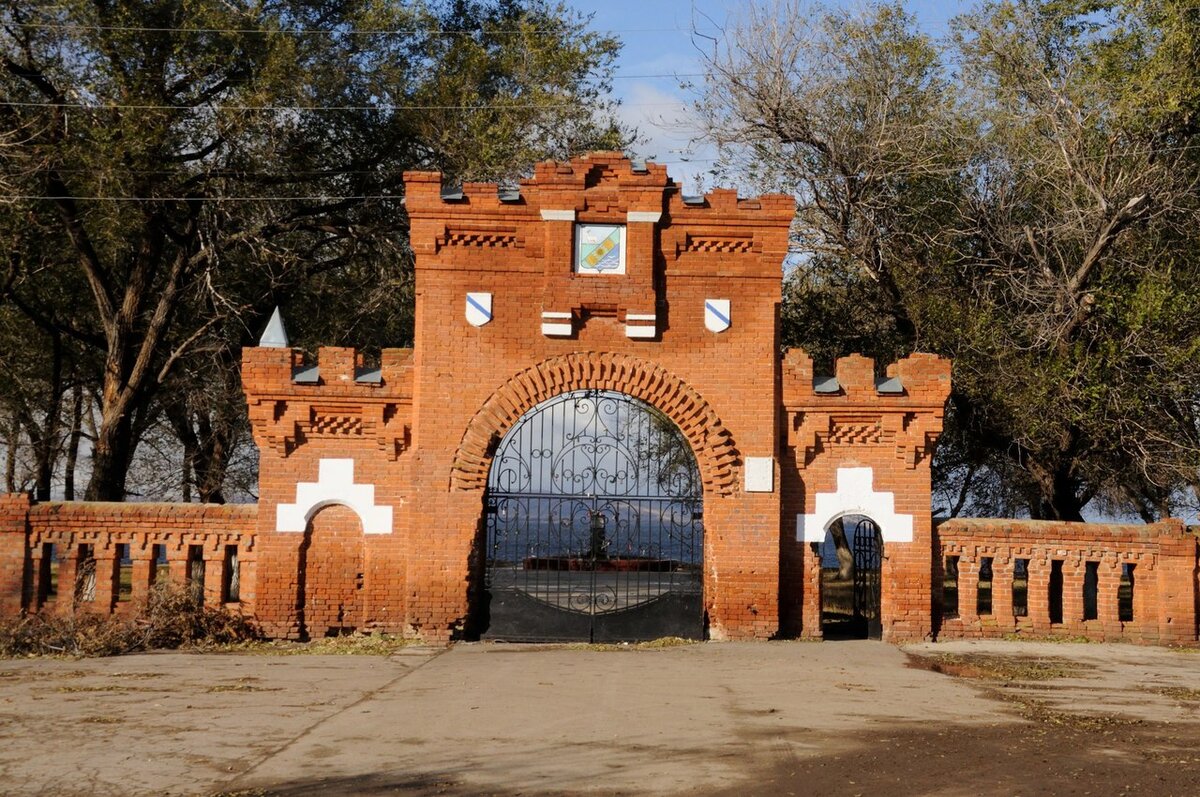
<box><xmin>566</xmin><ymin>1</ymin><xmax>967</xmax><ymax>192</ymax></box>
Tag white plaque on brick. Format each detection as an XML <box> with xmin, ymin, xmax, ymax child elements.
<box><xmin>744</xmin><ymin>457</ymin><xmax>774</xmax><ymax>492</ymax></box>
<box><xmin>705</xmin><ymin>299</ymin><xmax>731</xmax><ymax>333</ymax></box>
<box><xmin>465</xmin><ymin>292</ymin><xmax>492</xmax><ymax>327</ymax></box>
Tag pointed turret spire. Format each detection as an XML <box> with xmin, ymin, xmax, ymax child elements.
<box><xmin>258</xmin><ymin>306</ymin><xmax>289</xmax><ymax>348</ymax></box>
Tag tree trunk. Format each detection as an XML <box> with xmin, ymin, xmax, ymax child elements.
<box><xmin>85</xmin><ymin>406</ymin><xmax>133</xmax><ymax>501</ymax></box>
<box><xmin>828</xmin><ymin>518</ymin><xmax>855</xmax><ymax>580</ymax></box>
<box><xmin>63</xmin><ymin>384</ymin><xmax>83</xmax><ymax>500</ymax></box>
<box><xmin>4</xmin><ymin>414</ymin><xmax>17</xmax><ymax>493</ymax></box>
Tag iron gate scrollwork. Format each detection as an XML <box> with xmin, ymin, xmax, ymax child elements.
<box><xmin>852</xmin><ymin>518</ymin><xmax>883</xmax><ymax>640</ymax></box>
<box><xmin>484</xmin><ymin>389</ymin><xmax>704</xmax><ymax>642</ymax></box>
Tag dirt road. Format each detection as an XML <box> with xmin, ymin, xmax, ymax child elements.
<box><xmin>0</xmin><ymin>640</ymin><xmax>1196</xmax><ymax>796</ymax></box>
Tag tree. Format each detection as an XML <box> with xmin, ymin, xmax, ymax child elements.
<box><xmin>1</xmin><ymin>0</ymin><xmax>628</xmax><ymax>501</ymax></box>
<box><xmin>698</xmin><ymin>0</ymin><xmax>1200</xmax><ymax>521</ymax></box>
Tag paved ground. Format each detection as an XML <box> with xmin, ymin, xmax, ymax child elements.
<box><xmin>0</xmin><ymin>640</ymin><xmax>1197</xmax><ymax>796</ymax></box>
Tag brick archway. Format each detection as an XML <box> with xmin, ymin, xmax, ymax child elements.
<box><xmin>450</xmin><ymin>352</ymin><xmax>740</xmax><ymax>495</ymax></box>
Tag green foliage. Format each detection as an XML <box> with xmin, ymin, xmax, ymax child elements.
<box><xmin>0</xmin><ymin>0</ymin><xmax>630</xmax><ymax>500</ymax></box>
<box><xmin>703</xmin><ymin>0</ymin><xmax>1200</xmax><ymax>520</ymax></box>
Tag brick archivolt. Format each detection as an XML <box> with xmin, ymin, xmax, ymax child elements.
<box><xmin>450</xmin><ymin>352</ymin><xmax>740</xmax><ymax>495</ymax></box>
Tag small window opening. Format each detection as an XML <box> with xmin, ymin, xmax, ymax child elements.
<box><xmin>151</xmin><ymin>544</ymin><xmax>168</xmax><ymax>586</ymax></box>
<box><xmin>222</xmin><ymin>545</ymin><xmax>240</xmax><ymax>603</ymax></box>
<box><xmin>977</xmin><ymin>557</ymin><xmax>994</xmax><ymax>616</ymax></box>
<box><xmin>39</xmin><ymin>543</ymin><xmax>58</xmax><ymax>602</ymax></box>
<box><xmin>942</xmin><ymin>555</ymin><xmax>959</xmax><ymax>618</ymax></box>
<box><xmin>187</xmin><ymin>545</ymin><xmax>205</xmax><ymax>606</ymax></box>
<box><xmin>116</xmin><ymin>544</ymin><xmax>132</xmax><ymax>602</ymax></box>
<box><xmin>1012</xmin><ymin>558</ymin><xmax>1029</xmax><ymax>617</ymax></box>
<box><xmin>1118</xmin><ymin>563</ymin><xmax>1135</xmax><ymax>622</ymax></box>
<box><xmin>1049</xmin><ymin>560</ymin><xmax>1064</xmax><ymax>624</ymax></box>
<box><xmin>1083</xmin><ymin>561</ymin><xmax>1099</xmax><ymax>621</ymax></box>
<box><xmin>75</xmin><ymin>544</ymin><xmax>96</xmax><ymax>603</ymax></box>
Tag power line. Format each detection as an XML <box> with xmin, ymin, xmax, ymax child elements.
<box><xmin>6</xmin><ymin>20</ymin><xmax>727</xmax><ymax>36</ymax></box>
<box><xmin>2</xmin><ymin>99</ymin><xmax>688</xmax><ymax>111</ymax></box>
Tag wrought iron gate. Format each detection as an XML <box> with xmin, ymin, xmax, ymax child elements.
<box><xmin>852</xmin><ymin>518</ymin><xmax>883</xmax><ymax>640</ymax></box>
<box><xmin>483</xmin><ymin>390</ymin><xmax>704</xmax><ymax>642</ymax></box>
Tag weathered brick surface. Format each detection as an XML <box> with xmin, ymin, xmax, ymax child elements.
<box><xmin>1</xmin><ymin>153</ymin><xmax>1195</xmax><ymax>647</ymax></box>
<box><xmin>936</xmin><ymin>518</ymin><xmax>1198</xmax><ymax>644</ymax></box>
<box><xmin>0</xmin><ymin>499</ymin><xmax>255</xmax><ymax>616</ymax></box>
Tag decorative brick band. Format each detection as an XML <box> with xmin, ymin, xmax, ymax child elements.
<box><xmin>450</xmin><ymin>352</ymin><xmax>740</xmax><ymax>494</ymax></box>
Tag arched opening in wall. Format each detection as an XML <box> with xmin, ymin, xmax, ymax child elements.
<box><xmin>482</xmin><ymin>389</ymin><xmax>704</xmax><ymax>642</ymax></box>
<box><xmin>818</xmin><ymin>515</ymin><xmax>883</xmax><ymax>640</ymax></box>
<box><xmin>298</xmin><ymin>504</ymin><xmax>365</xmax><ymax>640</ymax></box>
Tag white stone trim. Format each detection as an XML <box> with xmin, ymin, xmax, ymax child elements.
<box><xmin>276</xmin><ymin>458</ymin><xmax>393</xmax><ymax>534</ymax></box>
<box><xmin>796</xmin><ymin>466</ymin><xmax>913</xmax><ymax>543</ymax></box>
<box><xmin>625</xmin><ymin>325</ymin><xmax>656</xmax><ymax>339</ymax></box>
<box><xmin>626</xmin><ymin>211</ymin><xmax>662</xmax><ymax>223</ymax></box>
<box><xmin>542</xmin><ymin>322</ymin><xmax>573</xmax><ymax>337</ymax></box>
<box><xmin>541</xmin><ymin>311</ymin><xmax>572</xmax><ymax>319</ymax></box>
<box><xmin>540</xmin><ymin>209</ymin><xmax>576</xmax><ymax>221</ymax></box>
<box><xmin>625</xmin><ymin>313</ymin><xmax>657</xmax><ymax>322</ymax></box>
<box><xmin>744</xmin><ymin>457</ymin><xmax>774</xmax><ymax>492</ymax></box>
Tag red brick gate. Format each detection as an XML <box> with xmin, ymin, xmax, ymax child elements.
<box><xmin>5</xmin><ymin>153</ymin><xmax>1189</xmax><ymax>646</ymax></box>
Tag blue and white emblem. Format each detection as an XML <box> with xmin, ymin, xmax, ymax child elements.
<box><xmin>465</xmin><ymin>292</ymin><xmax>492</xmax><ymax>327</ymax></box>
<box><xmin>704</xmin><ymin>299</ymin><xmax>731</xmax><ymax>333</ymax></box>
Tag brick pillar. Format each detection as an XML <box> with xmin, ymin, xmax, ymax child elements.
<box><xmin>130</xmin><ymin>547</ymin><xmax>155</xmax><ymax>606</ymax></box>
<box><xmin>56</xmin><ymin>543</ymin><xmax>79</xmax><ymax>615</ymax></box>
<box><xmin>255</xmin><ymin>532</ymin><xmax>304</xmax><ymax>639</ymax></box>
<box><xmin>958</xmin><ymin>555</ymin><xmax>978</xmax><ymax>626</ymax></box>
<box><xmin>203</xmin><ymin>546</ymin><xmax>226</xmax><ymax>606</ymax></box>
<box><xmin>1027</xmin><ymin>557</ymin><xmax>1050</xmax><ymax>632</ymax></box>
<box><xmin>992</xmin><ymin>556</ymin><xmax>1015</xmax><ymax>633</ymax></box>
<box><xmin>1098</xmin><ymin>558</ymin><xmax>1122</xmax><ymax>637</ymax></box>
<box><xmin>168</xmin><ymin>544</ymin><xmax>190</xmax><ymax>586</ymax></box>
<box><xmin>93</xmin><ymin>544</ymin><xmax>118</xmax><ymax>613</ymax></box>
<box><xmin>0</xmin><ymin>494</ymin><xmax>31</xmax><ymax>614</ymax></box>
<box><xmin>1061</xmin><ymin>559</ymin><xmax>1084</xmax><ymax>628</ymax></box>
<box><xmin>1157</xmin><ymin>529</ymin><xmax>1198</xmax><ymax>645</ymax></box>
<box><xmin>801</xmin><ymin>542</ymin><xmax>823</xmax><ymax>639</ymax></box>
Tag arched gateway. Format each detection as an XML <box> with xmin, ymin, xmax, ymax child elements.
<box><xmin>483</xmin><ymin>389</ymin><xmax>704</xmax><ymax>642</ymax></box>
<box><xmin>237</xmin><ymin>153</ymin><xmax>951</xmax><ymax>643</ymax></box>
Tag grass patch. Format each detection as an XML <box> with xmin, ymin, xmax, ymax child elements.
<box><xmin>914</xmin><ymin>653</ymin><xmax>1092</xmax><ymax>682</ymax></box>
<box><xmin>999</xmin><ymin>692</ymin><xmax>1144</xmax><ymax>732</ymax></box>
<box><xmin>216</xmin><ymin>633</ymin><xmax>419</xmax><ymax>656</ymax></box>
<box><xmin>563</xmin><ymin>636</ymin><xmax>699</xmax><ymax>652</ymax></box>
<box><xmin>1143</xmin><ymin>686</ymin><xmax>1200</xmax><ymax>703</ymax></box>
<box><xmin>206</xmin><ymin>683</ymin><xmax>283</xmax><ymax>693</ymax></box>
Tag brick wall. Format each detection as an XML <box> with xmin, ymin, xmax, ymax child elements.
<box><xmin>936</xmin><ymin>518</ymin><xmax>1198</xmax><ymax>644</ymax></box>
<box><xmin>0</xmin><ymin>496</ymin><xmax>256</xmax><ymax>617</ymax></box>
<box><xmin>780</xmin><ymin>350</ymin><xmax>953</xmax><ymax>642</ymax></box>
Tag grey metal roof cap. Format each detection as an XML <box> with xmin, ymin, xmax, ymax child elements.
<box><xmin>258</xmin><ymin>306</ymin><xmax>289</xmax><ymax>348</ymax></box>
<box><xmin>440</xmin><ymin>186</ymin><xmax>465</xmax><ymax>201</ymax></box>
<box><xmin>813</xmin><ymin>376</ymin><xmax>841</xmax><ymax>394</ymax></box>
<box><xmin>292</xmin><ymin>365</ymin><xmax>320</xmax><ymax>384</ymax></box>
<box><xmin>497</xmin><ymin>186</ymin><xmax>520</xmax><ymax>202</ymax></box>
<box><xmin>681</xmin><ymin>194</ymin><xmax>706</xmax><ymax>206</ymax></box>
<box><xmin>630</xmin><ymin>158</ymin><xmax>649</xmax><ymax>174</ymax></box>
<box><xmin>876</xmin><ymin>376</ymin><xmax>904</xmax><ymax>394</ymax></box>
<box><xmin>355</xmin><ymin>368</ymin><xmax>382</xmax><ymax>384</ymax></box>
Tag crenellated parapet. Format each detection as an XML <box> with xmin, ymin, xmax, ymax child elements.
<box><xmin>782</xmin><ymin>349</ymin><xmax>951</xmax><ymax>469</ymax></box>
<box><xmin>241</xmin><ymin>345</ymin><xmax>414</xmax><ymax>459</ymax></box>
<box><xmin>404</xmin><ymin>151</ymin><xmax>792</xmax><ymax>340</ymax></box>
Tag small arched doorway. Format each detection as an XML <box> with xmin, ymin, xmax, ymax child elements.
<box><xmin>483</xmin><ymin>389</ymin><xmax>704</xmax><ymax>642</ymax></box>
<box><xmin>298</xmin><ymin>504</ymin><xmax>364</xmax><ymax>639</ymax></box>
<box><xmin>819</xmin><ymin>515</ymin><xmax>883</xmax><ymax>640</ymax></box>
